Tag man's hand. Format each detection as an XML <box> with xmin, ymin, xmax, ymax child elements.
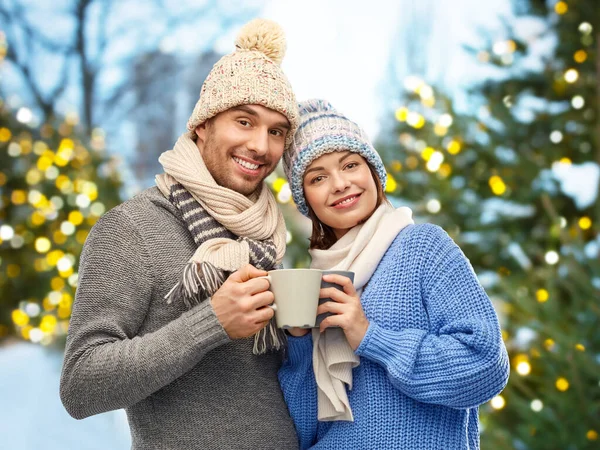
<box><xmin>210</xmin><ymin>264</ymin><xmax>275</xmax><ymax>339</ymax></box>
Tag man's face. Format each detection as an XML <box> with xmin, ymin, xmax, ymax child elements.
<box><xmin>195</xmin><ymin>105</ymin><xmax>290</xmax><ymax>196</ymax></box>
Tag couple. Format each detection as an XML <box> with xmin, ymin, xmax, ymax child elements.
<box><xmin>60</xmin><ymin>19</ymin><xmax>509</xmax><ymax>449</ymax></box>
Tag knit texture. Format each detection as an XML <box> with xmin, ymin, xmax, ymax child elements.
<box><xmin>156</xmin><ymin>134</ymin><xmax>287</xmax><ymax>353</ymax></box>
<box><xmin>278</xmin><ymin>224</ymin><xmax>510</xmax><ymax>449</ymax></box>
<box><xmin>186</xmin><ymin>18</ymin><xmax>299</xmax><ymax>150</ymax></box>
<box><xmin>282</xmin><ymin>99</ymin><xmax>387</xmax><ymax>216</ymax></box>
<box><xmin>60</xmin><ymin>187</ymin><xmax>298</xmax><ymax>450</ymax></box>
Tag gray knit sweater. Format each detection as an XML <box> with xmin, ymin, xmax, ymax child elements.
<box><xmin>60</xmin><ymin>187</ymin><xmax>299</xmax><ymax>450</ymax></box>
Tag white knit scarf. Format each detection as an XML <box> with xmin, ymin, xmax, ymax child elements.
<box><xmin>156</xmin><ymin>134</ymin><xmax>288</xmax><ymax>353</ymax></box>
<box><xmin>309</xmin><ymin>203</ymin><xmax>414</xmax><ymax>421</ymax></box>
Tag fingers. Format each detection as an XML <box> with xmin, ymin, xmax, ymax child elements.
<box><xmin>317</xmin><ymin>300</ymin><xmax>344</xmax><ymax>316</ymax></box>
<box><xmin>322</xmin><ymin>274</ymin><xmax>356</xmax><ymax>295</ymax></box>
<box><xmin>320</xmin><ymin>286</ymin><xmax>353</xmax><ymax>303</ymax></box>
<box><xmin>319</xmin><ymin>314</ymin><xmax>345</xmax><ymax>333</ymax></box>
<box><xmin>229</xmin><ymin>264</ymin><xmax>268</xmax><ymax>283</ymax></box>
<box><xmin>253</xmin><ymin>304</ymin><xmax>276</xmax><ymax>324</ymax></box>
<box><xmin>248</xmin><ymin>290</ymin><xmax>275</xmax><ymax>310</ymax></box>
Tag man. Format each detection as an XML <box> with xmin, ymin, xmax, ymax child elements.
<box><xmin>60</xmin><ymin>19</ymin><xmax>300</xmax><ymax>449</ymax></box>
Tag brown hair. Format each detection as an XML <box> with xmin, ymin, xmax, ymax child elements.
<box><xmin>307</xmin><ymin>162</ymin><xmax>388</xmax><ymax>250</ymax></box>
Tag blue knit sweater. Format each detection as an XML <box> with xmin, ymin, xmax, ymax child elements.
<box><xmin>278</xmin><ymin>224</ymin><xmax>510</xmax><ymax>449</ymax></box>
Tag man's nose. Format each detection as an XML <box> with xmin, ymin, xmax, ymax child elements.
<box><xmin>247</xmin><ymin>128</ymin><xmax>270</xmax><ymax>156</ymax></box>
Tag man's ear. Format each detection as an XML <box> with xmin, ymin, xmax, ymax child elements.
<box><xmin>195</xmin><ymin>123</ymin><xmax>207</xmax><ymax>144</ymax></box>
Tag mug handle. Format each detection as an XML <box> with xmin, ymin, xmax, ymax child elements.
<box><xmin>257</xmin><ymin>275</ymin><xmax>277</xmax><ymax>311</ymax></box>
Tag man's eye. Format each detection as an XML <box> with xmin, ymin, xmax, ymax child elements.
<box><xmin>270</xmin><ymin>129</ymin><xmax>283</xmax><ymax>137</ymax></box>
<box><xmin>238</xmin><ymin>120</ymin><xmax>250</xmax><ymax>127</ymax></box>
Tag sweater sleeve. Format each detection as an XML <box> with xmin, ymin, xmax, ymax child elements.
<box><xmin>60</xmin><ymin>208</ymin><xmax>230</xmax><ymax>419</ymax></box>
<box><xmin>278</xmin><ymin>334</ymin><xmax>318</xmax><ymax>450</ymax></box>
<box><xmin>355</xmin><ymin>225</ymin><xmax>510</xmax><ymax>409</ymax></box>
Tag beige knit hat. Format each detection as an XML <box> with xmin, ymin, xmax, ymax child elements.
<box><xmin>186</xmin><ymin>19</ymin><xmax>299</xmax><ymax>149</ymax></box>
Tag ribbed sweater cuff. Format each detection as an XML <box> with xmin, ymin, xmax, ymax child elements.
<box><xmin>183</xmin><ymin>299</ymin><xmax>230</xmax><ymax>351</ymax></box>
<box><xmin>285</xmin><ymin>333</ymin><xmax>313</xmax><ymax>364</ymax></box>
<box><xmin>355</xmin><ymin>321</ymin><xmax>412</xmax><ymax>366</ymax></box>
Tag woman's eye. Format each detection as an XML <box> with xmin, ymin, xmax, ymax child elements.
<box><xmin>311</xmin><ymin>176</ymin><xmax>324</xmax><ymax>184</ymax></box>
<box><xmin>345</xmin><ymin>162</ymin><xmax>358</xmax><ymax>170</ymax></box>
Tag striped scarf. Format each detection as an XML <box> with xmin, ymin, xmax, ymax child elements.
<box><xmin>156</xmin><ymin>134</ymin><xmax>288</xmax><ymax>354</ymax></box>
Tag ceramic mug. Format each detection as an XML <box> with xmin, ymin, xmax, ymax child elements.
<box><xmin>259</xmin><ymin>269</ymin><xmax>323</xmax><ymax>328</ymax></box>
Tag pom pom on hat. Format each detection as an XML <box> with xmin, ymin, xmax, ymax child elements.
<box><xmin>298</xmin><ymin>99</ymin><xmax>335</xmax><ymax>115</ymax></box>
<box><xmin>235</xmin><ymin>18</ymin><xmax>286</xmax><ymax>66</ymax></box>
<box><xmin>186</xmin><ymin>18</ymin><xmax>298</xmax><ymax>150</ymax></box>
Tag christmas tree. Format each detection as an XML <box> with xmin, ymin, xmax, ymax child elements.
<box><xmin>0</xmin><ymin>98</ymin><xmax>122</xmax><ymax>347</ymax></box>
<box><xmin>378</xmin><ymin>0</ymin><xmax>599</xmax><ymax>448</ymax></box>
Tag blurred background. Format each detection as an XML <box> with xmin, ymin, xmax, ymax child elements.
<box><xmin>0</xmin><ymin>0</ymin><xmax>598</xmax><ymax>448</ymax></box>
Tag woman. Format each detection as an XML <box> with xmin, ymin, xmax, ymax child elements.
<box><xmin>278</xmin><ymin>99</ymin><xmax>509</xmax><ymax>449</ymax></box>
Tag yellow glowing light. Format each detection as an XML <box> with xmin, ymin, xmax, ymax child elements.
<box><xmin>25</xmin><ymin>169</ymin><xmax>43</xmax><ymax>185</ymax></box>
<box><xmin>422</xmin><ymin>96</ymin><xmax>436</xmax><ymax>108</ymax></box>
<box><xmin>587</xmin><ymin>430</ymin><xmax>598</xmax><ymax>441</ymax></box>
<box><xmin>421</xmin><ymin>147</ymin><xmax>436</xmax><ymax>161</ymax></box>
<box><xmin>60</xmin><ymin>293</ymin><xmax>73</xmax><ymax>308</ymax></box>
<box><xmin>516</xmin><ymin>361</ymin><xmax>531</xmax><ymax>376</ymax></box>
<box><xmin>544</xmin><ymin>338</ymin><xmax>555</xmax><ymax>350</ymax></box>
<box><xmin>76</xmin><ymin>230</ymin><xmax>89</xmax><ymax>244</ymax></box>
<box><xmin>489</xmin><ymin>176</ymin><xmax>506</xmax><ymax>195</ymax></box>
<box><xmin>559</xmin><ymin>157</ymin><xmax>572</xmax><ymax>165</ymax></box>
<box><xmin>447</xmin><ymin>140</ymin><xmax>462</xmax><ymax>155</ymax></box>
<box><xmin>58</xmin><ymin>306</ymin><xmax>71</xmax><ymax>319</ymax></box>
<box><xmin>59</xmin><ymin>267</ymin><xmax>74</xmax><ymax>278</ymax></box>
<box><xmin>574</xmin><ymin>50</ymin><xmax>587</xmax><ymax>63</ymax></box>
<box><xmin>31</xmin><ymin>211</ymin><xmax>46</xmax><ymax>226</ymax></box>
<box><xmin>46</xmin><ymin>250</ymin><xmax>65</xmax><ymax>267</ymax></box>
<box><xmin>0</xmin><ymin>127</ymin><xmax>11</xmax><ymax>142</ymax></box>
<box><xmin>433</xmin><ymin>124</ymin><xmax>448</xmax><ymax>136</ymax></box>
<box><xmin>21</xmin><ymin>325</ymin><xmax>33</xmax><ymax>340</ymax></box>
<box><xmin>11</xmin><ymin>309</ymin><xmax>29</xmax><ymax>327</ymax></box>
<box><xmin>536</xmin><ymin>289</ymin><xmax>549</xmax><ymax>302</ymax></box>
<box><xmin>385</xmin><ymin>173</ymin><xmax>397</xmax><ymax>193</ymax></box>
<box><xmin>68</xmin><ymin>210</ymin><xmax>84</xmax><ymax>226</ymax></box>
<box><xmin>272</xmin><ymin>177</ymin><xmax>287</xmax><ymax>193</ymax></box>
<box><xmin>564</xmin><ymin>68</ymin><xmax>579</xmax><ymax>83</ymax></box>
<box><xmin>40</xmin><ymin>315</ymin><xmax>58</xmax><ymax>333</ymax></box>
<box><xmin>55</xmin><ymin>175</ymin><xmax>72</xmax><ymax>190</ymax></box>
<box><xmin>406</xmin><ymin>156</ymin><xmax>419</xmax><ymax>170</ymax></box>
<box><xmin>555</xmin><ymin>377</ymin><xmax>569</xmax><ymax>392</ymax></box>
<box><xmin>11</xmin><ymin>190</ymin><xmax>27</xmax><ymax>205</ymax></box>
<box><xmin>391</xmin><ymin>160</ymin><xmax>402</xmax><ymax>172</ymax></box>
<box><xmin>53</xmin><ymin>231</ymin><xmax>68</xmax><ymax>245</ymax></box>
<box><xmin>7</xmin><ymin>264</ymin><xmax>21</xmax><ymax>278</ymax></box>
<box><xmin>490</xmin><ymin>395</ymin><xmax>506</xmax><ymax>410</ymax></box>
<box><xmin>426</xmin><ymin>152</ymin><xmax>444</xmax><ymax>173</ymax></box>
<box><xmin>407</xmin><ymin>112</ymin><xmax>426</xmax><ymax>129</ymax></box>
<box><xmin>555</xmin><ymin>1</ymin><xmax>568</xmax><ymax>14</ymax></box>
<box><xmin>51</xmin><ymin>277</ymin><xmax>65</xmax><ymax>290</ymax></box>
<box><xmin>395</xmin><ymin>107</ymin><xmax>409</xmax><ymax>122</ymax></box>
<box><xmin>439</xmin><ymin>163</ymin><xmax>452</xmax><ymax>178</ymax></box>
<box><xmin>575</xmin><ymin>343</ymin><xmax>585</xmax><ymax>351</ymax></box>
<box><xmin>37</xmin><ymin>155</ymin><xmax>53</xmax><ymax>171</ymax></box>
<box><xmin>43</xmin><ymin>297</ymin><xmax>55</xmax><ymax>311</ymax></box>
<box><xmin>35</xmin><ymin>237</ymin><xmax>52</xmax><ymax>253</ymax></box>
<box><xmin>578</xmin><ymin>216</ymin><xmax>592</xmax><ymax>230</ymax></box>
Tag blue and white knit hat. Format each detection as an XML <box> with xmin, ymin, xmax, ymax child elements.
<box><xmin>283</xmin><ymin>99</ymin><xmax>387</xmax><ymax>216</ymax></box>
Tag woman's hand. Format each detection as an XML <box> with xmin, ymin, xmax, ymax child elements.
<box><xmin>317</xmin><ymin>274</ymin><xmax>369</xmax><ymax>350</ymax></box>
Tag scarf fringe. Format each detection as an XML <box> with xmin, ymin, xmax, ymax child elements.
<box><xmin>165</xmin><ymin>260</ymin><xmax>287</xmax><ymax>355</ymax></box>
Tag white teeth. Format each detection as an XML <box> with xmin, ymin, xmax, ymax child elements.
<box><xmin>337</xmin><ymin>196</ymin><xmax>357</xmax><ymax>205</ymax></box>
<box><xmin>233</xmin><ymin>157</ymin><xmax>260</xmax><ymax>170</ymax></box>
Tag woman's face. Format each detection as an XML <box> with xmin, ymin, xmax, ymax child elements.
<box><xmin>303</xmin><ymin>151</ymin><xmax>378</xmax><ymax>240</ymax></box>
